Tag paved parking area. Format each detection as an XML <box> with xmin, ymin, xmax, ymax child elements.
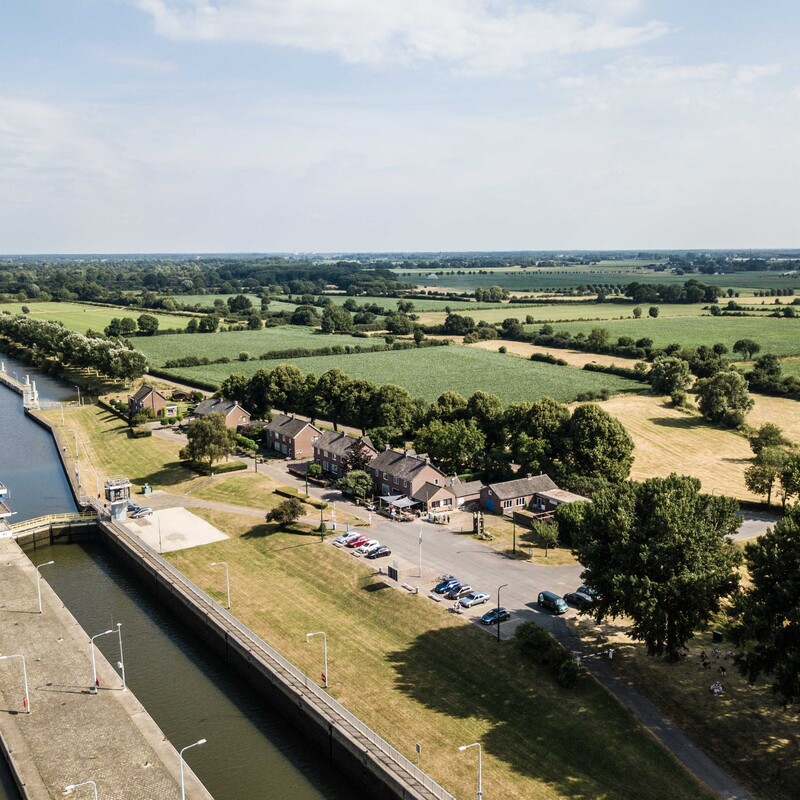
<box><xmin>123</xmin><ymin>507</ymin><xmax>228</xmax><ymax>553</ymax></box>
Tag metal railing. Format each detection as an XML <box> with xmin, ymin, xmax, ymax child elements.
<box><xmin>104</xmin><ymin>514</ymin><xmax>456</xmax><ymax>800</ymax></box>
<box><xmin>9</xmin><ymin>511</ymin><xmax>98</xmax><ymax>533</ymax></box>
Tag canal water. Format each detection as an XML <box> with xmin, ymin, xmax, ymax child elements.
<box><xmin>0</xmin><ymin>353</ymin><xmax>362</xmax><ymax>800</ymax></box>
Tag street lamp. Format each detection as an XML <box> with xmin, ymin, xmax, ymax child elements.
<box><xmin>75</xmin><ymin>385</ymin><xmax>81</xmax><ymax>406</ymax></box>
<box><xmin>179</xmin><ymin>738</ymin><xmax>207</xmax><ymax>800</ymax></box>
<box><xmin>457</xmin><ymin>742</ymin><xmax>482</xmax><ymax>800</ymax></box>
<box><xmin>35</xmin><ymin>560</ymin><xmax>55</xmax><ymax>613</ymax></box>
<box><xmin>65</xmin><ymin>780</ymin><xmax>98</xmax><ymax>799</ymax></box>
<box><xmin>418</xmin><ymin>525</ymin><xmax>423</xmax><ymax>578</ymax></box>
<box><xmin>496</xmin><ymin>583</ymin><xmax>508</xmax><ymax>643</ymax></box>
<box><xmin>157</xmin><ymin>515</ymin><xmax>163</xmax><ymax>554</ymax></box>
<box><xmin>306</xmin><ymin>631</ymin><xmax>328</xmax><ymax>688</ymax></box>
<box><xmin>0</xmin><ymin>654</ymin><xmax>30</xmax><ymax>713</ymax></box>
<box><xmin>116</xmin><ymin>623</ymin><xmax>126</xmax><ymax>691</ymax></box>
<box><xmin>210</xmin><ymin>561</ymin><xmax>230</xmax><ymax>609</ymax></box>
<box><xmin>90</xmin><ymin>629</ymin><xmax>114</xmax><ymax>693</ymax></box>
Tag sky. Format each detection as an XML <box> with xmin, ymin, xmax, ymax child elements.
<box><xmin>1</xmin><ymin>1</ymin><xmax>799</xmax><ymax>253</ymax></box>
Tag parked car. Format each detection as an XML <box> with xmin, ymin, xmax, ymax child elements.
<box><xmin>578</xmin><ymin>585</ymin><xmax>599</xmax><ymax>600</ymax></box>
<box><xmin>434</xmin><ymin>577</ymin><xmax>460</xmax><ymax>594</ymax></box>
<box><xmin>334</xmin><ymin>531</ymin><xmax>360</xmax><ymax>545</ymax></box>
<box><xmin>355</xmin><ymin>539</ymin><xmax>380</xmax><ymax>555</ymax></box>
<box><xmin>130</xmin><ymin>507</ymin><xmax>153</xmax><ymax>519</ymax></box>
<box><xmin>564</xmin><ymin>591</ymin><xmax>595</xmax><ymax>610</ymax></box>
<box><xmin>445</xmin><ymin>584</ymin><xmax>473</xmax><ymax>600</ymax></box>
<box><xmin>346</xmin><ymin>535</ymin><xmax>370</xmax><ymax>549</ymax></box>
<box><xmin>480</xmin><ymin>607</ymin><xmax>511</xmax><ymax>625</ymax></box>
<box><xmin>127</xmin><ymin>502</ymin><xmax>141</xmax><ymax>513</ymax></box>
<box><xmin>538</xmin><ymin>591</ymin><xmax>568</xmax><ymax>615</ymax></box>
<box><xmin>460</xmin><ymin>591</ymin><xmax>491</xmax><ymax>608</ymax></box>
<box><xmin>366</xmin><ymin>546</ymin><xmax>391</xmax><ymax>559</ymax></box>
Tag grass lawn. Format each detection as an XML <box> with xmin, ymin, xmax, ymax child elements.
<box><xmin>537</xmin><ymin>315</ymin><xmax>800</xmax><ymax>357</ymax></box>
<box><xmin>471</xmin><ymin>340</ymin><xmax>643</xmax><ymax>370</ymax></box>
<box><xmin>0</xmin><ymin>301</ymin><xmax>193</xmax><ymax>334</ymax></box>
<box><xmin>135</xmin><ymin>325</ymin><xmax>386</xmax><ymax>367</ymax></box>
<box><xmin>596</xmin><ymin>395</ymin><xmax>757</xmax><ymax>500</ymax></box>
<box><xmin>167</xmin><ymin>344</ymin><xmax>648</xmax><ymax>403</ymax></box>
<box><xmin>39</xmin><ymin>404</ymin><xmax>202</xmax><ymax>495</ymax></box>
<box><xmin>170</xmin><ymin>509</ymin><xmax>710</xmax><ymax>800</ymax></box>
<box><xmin>169</xmin><ymin>293</ymin><xmax>296</xmax><ymax>313</ymax></box>
<box><xmin>780</xmin><ymin>357</ymin><xmax>800</xmax><ymax>378</ymax></box>
<box><xmin>572</xmin><ymin>616</ymin><xmax>800</xmax><ymax>800</ymax></box>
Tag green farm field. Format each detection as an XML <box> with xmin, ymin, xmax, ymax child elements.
<box><xmin>0</xmin><ymin>301</ymin><xmax>193</xmax><ymax>333</ymax></box>
<box><xmin>780</xmin><ymin>358</ymin><xmax>800</xmax><ymax>377</ymax></box>
<box><xmin>135</xmin><ymin>326</ymin><xmax>387</xmax><ymax>367</ymax></box>
<box><xmin>398</xmin><ymin>268</ymin><xmax>800</xmax><ymax>293</ymax></box>
<box><xmin>539</xmin><ymin>315</ymin><xmax>800</xmax><ymax>357</ymax></box>
<box><xmin>171</xmin><ymin>293</ymin><xmax>296</xmax><ymax>313</ymax></box>
<box><xmin>166</xmin><ymin>344</ymin><xmax>647</xmax><ymax>402</ymax></box>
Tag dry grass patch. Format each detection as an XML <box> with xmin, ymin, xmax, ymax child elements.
<box><xmin>170</xmin><ymin>509</ymin><xmax>710</xmax><ymax>800</ymax></box>
<box><xmin>572</xmin><ymin>616</ymin><xmax>800</xmax><ymax>800</ymax></box>
<box><xmin>471</xmin><ymin>340</ymin><xmax>642</xmax><ymax>370</ymax></box>
<box><xmin>747</xmin><ymin>394</ymin><xmax>800</xmax><ymax>445</ymax></box>
<box><xmin>595</xmin><ymin>395</ymin><xmax>757</xmax><ymax>500</ymax></box>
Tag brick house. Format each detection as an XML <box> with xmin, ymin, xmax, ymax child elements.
<box><xmin>480</xmin><ymin>474</ymin><xmax>559</xmax><ymax>515</ymax></box>
<box><xmin>414</xmin><ymin>482</ymin><xmax>457</xmax><ymax>514</ymax></box>
<box><xmin>264</xmin><ymin>413</ymin><xmax>321</xmax><ymax>459</ymax></box>
<box><xmin>129</xmin><ymin>384</ymin><xmax>168</xmax><ymax>418</ymax></box>
<box><xmin>313</xmin><ymin>431</ymin><xmax>377</xmax><ymax>477</ymax></box>
<box><xmin>370</xmin><ymin>449</ymin><xmax>448</xmax><ymax>502</ymax></box>
<box><xmin>192</xmin><ymin>398</ymin><xmax>252</xmax><ymax>430</ymax></box>
<box><xmin>444</xmin><ymin>476</ymin><xmax>484</xmax><ymax>508</ymax></box>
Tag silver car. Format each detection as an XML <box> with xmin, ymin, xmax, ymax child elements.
<box><xmin>460</xmin><ymin>591</ymin><xmax>491</xmax><ymax>608</ymax></box>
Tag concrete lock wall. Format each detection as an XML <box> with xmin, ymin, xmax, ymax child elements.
<box><xmin>94</xmin><ymin>522</ymin><xmax>436</xmax><ymax>800</ymax></box>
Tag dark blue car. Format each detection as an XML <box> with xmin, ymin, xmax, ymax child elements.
<box><xmin>434</xmin><ymin>577</ymin><xmax>460</xmax><ymax>594</ymax></box>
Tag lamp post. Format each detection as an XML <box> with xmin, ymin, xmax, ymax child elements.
<box><xmin>0</xmin><ymin>654</ymin><xmax>30</xmax><ymax>713</ymax></box>
<box><xmin>157</xmin><ymin>515</ymin><xmax>163</xmax><ymax>554</ymax></box>
<box><xmin>35</xmin><ymin>560</ymin><xmax>55</xmax><ymax>613</ymax></box>
<box><xmin>457</xmin><ymin>742</ymin><xmax>482</xmax><ymax>800</ymax></box>
<box><xmin>116</xmin><ymin>623</ymin><xmax>126</xmax><ymax>691</ymax></box>
<box><xmin>90</xmin><ymin>629</ymin><xmax>114</xmax><ymax>693</ymax></box>
<box><xmin>65</xmin><ymin>780</ymin><xmax>98</xmax><ymax>799</ymax></box>
<box><xmin>306</xmin><ymin>631</ymin><xmax>328</xmax><ymax>688</ymax></box>
<box><xmin>496</xmin><ymin>583</ymin><xmax>508</xmax><ymax>642</ymax></box>
<box><xmin>418</xmin><ymin>525</ymin><xmax>423</xmax><ymax>578</ymax></box>
<box><xmin>74</xmin><ymin>429</ymin><xmax>79</xmax><ymax>458</ymax></box>
<box><xmin>75</xmin><ymin>385</ymin><xmax>81</xmax><ymax>406</ymax></box>
<box><xmin>210</xmin><ymin>561</ymin><xmax>230</xmax><ymax>609</ymax></box>
<box><xmin>179</xmin><ymin>738</ymin><xmax>207</xmax><ymax>800</ymax></box>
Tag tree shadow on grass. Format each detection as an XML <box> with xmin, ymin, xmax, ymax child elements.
<box><xmin>386</xmin><ymin>625</ymin><xmax>709</xmax><ymax>800</ymax></box>
<box><xmin>134</xmin><ymin>461</ymin><xmax>196</xmax><ymax>489</ymax></box>
<box><xmin>649</xmin><ymin>415</ymin><xmax>707</xmax><ymax>430</ymax></box>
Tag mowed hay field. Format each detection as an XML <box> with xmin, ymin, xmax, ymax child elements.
<box><xmin>0</xmin><ymin>301</ymin><xmax>194</xmax><ymax>333</ymax></box>
<box><xmin>168</xmin><ymin>344</ymin><xmax>647</xmax><ymax>403</ymax></box>
<box><xmin>596</xmin><ymin>395</ymin><xmax>758</xmax><ymax>499</ymax></box>
<box><xmin>471</xmin><ymin>339</ymin><xmax>642</xmax><ymax>369</ymax></box>
<box><xmin>541</xmin><ymin>315</ymin><xmax>800</xmax><ymax>356</ymax></box>
<box><xmin>135</xmin><ymin>325</ymin><xmax>388</xmax><ymax>367</ymax></box>
<box><xmin>172</xmin><ymin>511</ymin><xmax>710</xmax><ymax>800</ymax></box>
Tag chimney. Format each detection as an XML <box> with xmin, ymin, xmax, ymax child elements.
<box><xmin>526</xmin><ymin>473</ymin><xmax>532</xmax><ymax>479</ymax></box>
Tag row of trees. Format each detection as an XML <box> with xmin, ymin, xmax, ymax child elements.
<box><xmin>0</xmin><ymin>313</ymin><xmax>146</xmax><ymax>380</ymax></box>
<box><xmin>219</xmin><ymin>365</ymin><xmax>634</xmax><ymax>487</ymax></box>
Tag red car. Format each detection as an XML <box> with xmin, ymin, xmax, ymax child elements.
<box><xmin>346</xmin><ymin>535</ymin><xmax>370</xmax><ymax>549</ymax></box>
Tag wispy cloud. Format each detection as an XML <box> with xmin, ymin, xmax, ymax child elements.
<box><xmin>133</xmin><ymin>0</ymin><xmax>667</xmax><ymax>75</ymax></box>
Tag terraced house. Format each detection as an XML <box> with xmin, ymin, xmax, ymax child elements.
<box><xmin>370</xmin><ymin>449</ymin><xmax>455</xmax><ymax>513</ymax></box>
<box><xmin>312</xmin><ymin>431</ymin><xmax>377</xmax><ymax>477</ymax></box>
<box><xmin>264</xmin><ymin>413</ymin><xmax>321</xmax><ymax>459</ymax></box>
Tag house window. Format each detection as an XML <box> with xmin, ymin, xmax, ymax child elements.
<box><xmin>501</xmin><ymin>499</ymin><xmax>512</xmax><ymax>509</ymax></box>
<box><xmin>516</xmin><ymin>497</ymin><xmax>525</xmax><ymax>506</ymax></box>
<box><xmin>382</xmin><ymin>484</ymin><xmax>390</xmax><ymax>495</ymax></box>
<box><xmin>434</xmin><ymin>479</ymin><xmax>439</xmax><ymax>485</ymax></box>
<box><xmin>382</xmin><ymin>472</ymin><xmax>388</xmax><ymax>480</ymax></box>
<box><xmin>332</xmin><ymin>464</ymin><xmax>338</xmax><ymax>474</ymax></box>
<box><xmin>403</xmin><ymin>480</ymin><xmax>408</xmax><ymax>488</ymax></box>
<box><xmin>323</xmin><ymin>461</ymin><xmax>328</xmax><ymax>470</ymax></box>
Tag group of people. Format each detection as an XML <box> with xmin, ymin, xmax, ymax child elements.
<box><xmin>698</xmin><ymin>647</ymin><xmax>735</xmax><ymax>696</ymax></box>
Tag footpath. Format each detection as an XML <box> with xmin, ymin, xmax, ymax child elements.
<box><xmin>0</xmin><ymin>537</ymin><xmax>212</xmax><ymax>800</ymax></box>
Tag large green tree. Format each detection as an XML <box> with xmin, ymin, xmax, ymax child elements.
<box><xmin>180</xmin><ymin>413</ymin><xmax>237</xmax><ymax>468</ymax></box>
<box><xmin>695</xmin><ymin>369</ymin><xmax>753</xmax><ymax>428</ymax></box>
<box><xmin>137</xmin><ymin>313</ymin><xmax>159</xmax><ymax>335</ymax></box>
<box><xmin>562</xmin><ymin>403</ymin><xmax>633</xmax><ymax>483</ymax></box>
<box><xmin>413</xmin><ymin>418</ymin><xmax>486</xmax><ymax>473</ymax></box>
<box><xmin>648</xmin><ymin>355</ymin><xmax>691</xmax><ymax>397</ymax></box>
<box><xmin>744</xmin><ymin>447</ymin><xmax>787</xmax><ymax>506</ymax></box>
<box><xmin>731</xmin><ymin>507</ymin><xmax>800</xmax><ymax>703</ymax></box>
<box><xmin>337</xmin><ymin>469</ymin><xmax>374</xmax><ymax>500</ymax></box>
<box><xmin>569</xmin><ymin>474</ymin><xmax>741</xmax><ymax>659</ymax></box>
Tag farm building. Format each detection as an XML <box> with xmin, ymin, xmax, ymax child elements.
<box><xmin>264</xmin><ymin>413</ymin><xmax>321</xmax><ymax>459</ymax></box>
<box><xmin>192</xmin><ymin>398</ymin><xmax>252</xmax><ymax>430</ymax></box>
<box><xmin>313</xmin><ymin>431</ymin><xmax>377</xmax><ymax>477</ymax></box>
<box><xmin>480</xmin><ymin>474</ymin><xmax>559</xmax><ymax>515</ymax></box>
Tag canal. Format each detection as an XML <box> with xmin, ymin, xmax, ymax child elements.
<box><xmin>0</xmin><ymin>353</ymin><xmax>363</xmax><ymax>800</ymax></box>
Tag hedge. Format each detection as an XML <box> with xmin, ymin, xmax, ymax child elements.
<box><xmin>189</xmin><ymin>460</ymin><xmax>248</xmax><ymax>475</ymax></box>
<box><xmin>582</xmin><ymin>362</ymin><xmax>646</xmax><ymax>381</ymax></box>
